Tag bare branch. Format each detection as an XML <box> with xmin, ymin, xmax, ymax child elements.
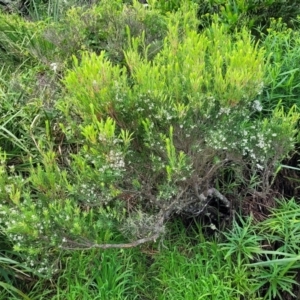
<box><xmin>61</xmin><ymin>232</ymin><xmax>162</xmax><ymax>250</ymax></box>
<box><xmin>206</xmin><ymin>188</ymin><xmax>230</xmax><ymax>207</ymax></box>
<box><xmin>61</xmin><ymin>187</ymin><xmax>230</xmax><ymax>250</ymax></box>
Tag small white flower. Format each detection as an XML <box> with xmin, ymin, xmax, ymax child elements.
<box><xmin>252</xmin><ymin>100</ymin><xmax>263</xmax><ymax>112</ymax></box>
<box><xmin>210</xmin><ymin>223</ymin><xmax>217</xmax><ymax>230</ymax></box>
<box><xmin>256</xmin><ymin>164</ymin><xmax>264</xmax><ymax>170</ymax></box>
<box><xmin>50</xmin><ymin>63</ymin><xmax>58</xmax><ymax>72</ymax></box>
<box><xmin>4</xmin><ymin>185</ymin><xmax>12</xmax><ymax>193</ymax></box>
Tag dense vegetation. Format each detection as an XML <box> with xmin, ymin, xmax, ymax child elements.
<box><xmin>1</xmin><ymin>0</ymin><xmax>300</xmax><ymax>299</ymax></box>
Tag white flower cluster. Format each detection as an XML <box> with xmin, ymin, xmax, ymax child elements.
<box><xmin>217</xmin><ymin>107</ymin><xmax>231</xmax><ymax>117</ymax></box>
<box><xmin>107</xmin><ymin>150</ymin><xmax>125</xmax><ymax>169</ymax></box>
<box><xmin>206</xmin><ymin>121</ymin><xmax>283</xmax><ymax>168</ymax></box>
<box><xmin>0</xmin><ymin>203</ymin><xmax>59</xmax><ymax>277</ymax></box>
<box><xmin>256</xmin><ymin>81</ymin><xmax>264</xmax><ymax>95</ymax></box>
<box><xmin>78</xmin><ymin>182</ymin><xmax>111</xmax><ymax>205</ymax></box>
<box><xmin>84</xmin><ymin>148</ymin><xmax>125</xmax><ymax>173</ymax></box>
<box><xmin>0</xmin><ymin>174</ymin><xmax>25</xmax><ymax>194</ymax></box>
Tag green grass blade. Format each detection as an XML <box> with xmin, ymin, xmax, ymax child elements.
<box><xmin>0</xmin><ymin>282</ymin><xmax>31</xmax><ymax>300</ymax></box>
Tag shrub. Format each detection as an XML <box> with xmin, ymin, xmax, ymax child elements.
<box><xmin>0</xmin><ymin>1</ymin><xmax>298</xmax><ymax>277</ymax></box>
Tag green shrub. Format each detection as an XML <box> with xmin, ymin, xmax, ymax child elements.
<box><xmin>0</xmin><ymin>0</ymin><xmax>299</xmax><ymax>280</ymax></box>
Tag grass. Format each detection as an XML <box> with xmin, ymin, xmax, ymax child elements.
<box><xmin>0</xmin><ymin>252</ymin><xmax>34</xmax><ymax>300</ymax></box>
<box><xmin>47</xmin><ymin>211</ymin><xmax>300</xmax><ymax>299</ymax></box>
<box><xmin>53</xmin><ymin>250</ymin><xmax>139</xmax><ymax>300</ymax></box>
<box><xmin>1</xmin><ymin>202</ymin><xmax>300</xmax><ymax>299</ymax></box>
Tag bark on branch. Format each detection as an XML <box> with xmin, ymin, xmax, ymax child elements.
<box><xmin>61</xmin><ymin>188</ymin><xmax>230</xmax><ymax>250</ymax></box>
